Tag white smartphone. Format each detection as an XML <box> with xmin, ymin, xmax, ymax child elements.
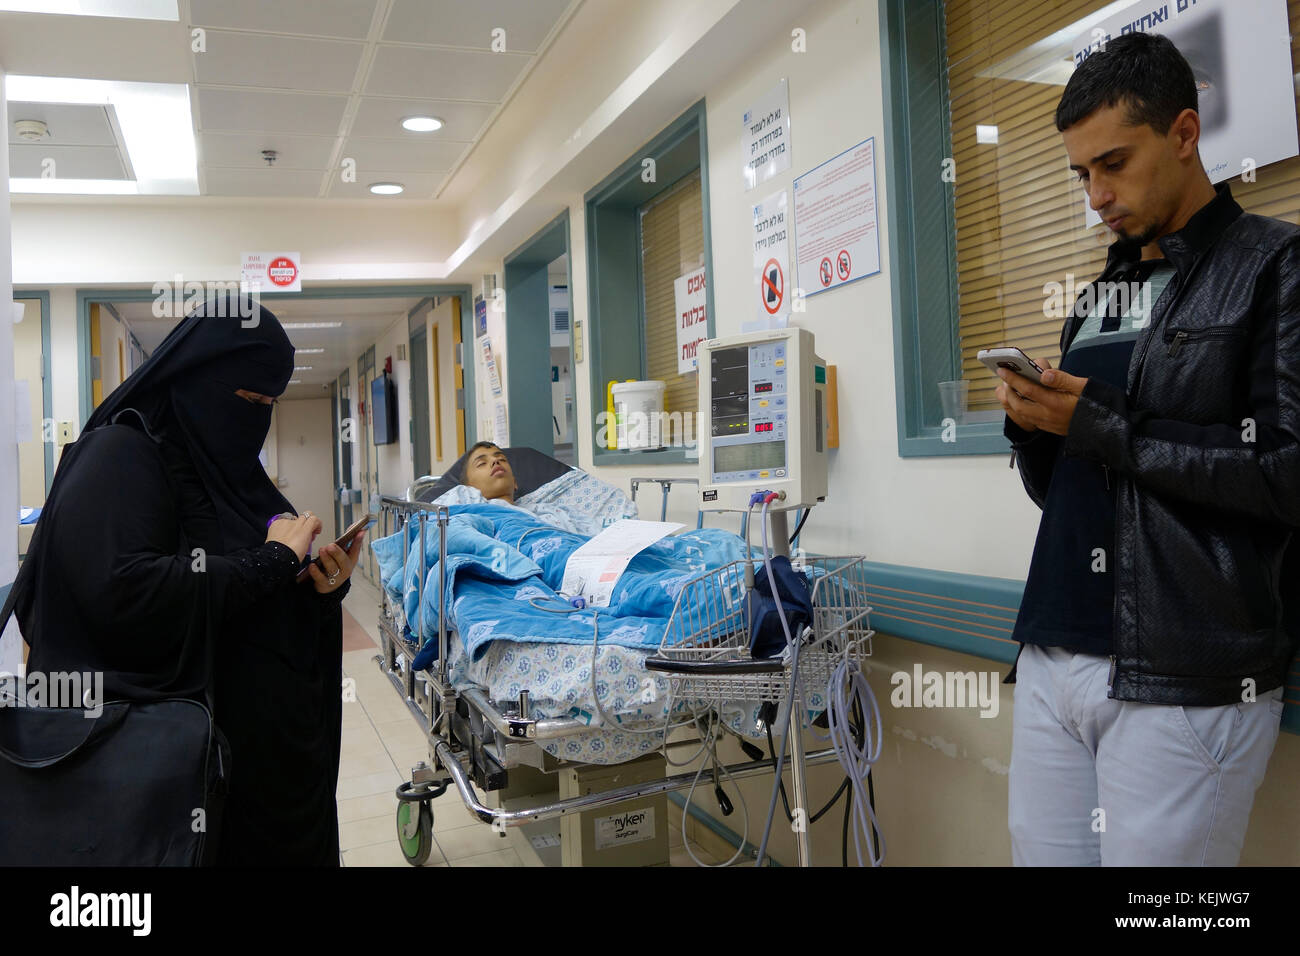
<box><xmin>977</xmin><ymin>347</ymin><xmax>1045</xmax><ymax>385</ymax></box>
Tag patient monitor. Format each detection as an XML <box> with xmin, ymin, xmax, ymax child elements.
<box><xmin>698</xmin><ymin>328</ymin><xmax>828</xmax><ymax>513</ymax></box>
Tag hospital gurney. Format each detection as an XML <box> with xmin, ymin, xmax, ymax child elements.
<box><xmin>372</xmin><ymin>485</ymin><xmax>873</xmax><ymax>867</ymax></box>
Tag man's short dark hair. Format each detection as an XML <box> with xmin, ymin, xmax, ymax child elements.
<box><xmin>467</xmin><ymin>441</ymin><xmax>501</xmax><ymax>457</ymax></box>
<box><xmin>1055</xmin><ymin>32</ymin><xmax>1198</xmax><ymax>135</ymax></box>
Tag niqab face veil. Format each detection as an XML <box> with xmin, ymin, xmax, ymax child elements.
<box><xmin>75</xmin><ymin>292</ymin><xmax>296</xmax><ymax>549</ymax></box>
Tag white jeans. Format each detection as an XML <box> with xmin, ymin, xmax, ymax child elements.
<box><xmin>1009</xmin><ymin>642</ymin><xmax>1285</xmax><ymax>866</ymax></box>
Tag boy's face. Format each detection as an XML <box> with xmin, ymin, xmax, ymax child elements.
<box><xmin>465</xmin><ymin>445</ymin><xmax>516</xmax><ymax>502</ymax></box>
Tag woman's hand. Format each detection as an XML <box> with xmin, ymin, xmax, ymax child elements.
<box><xmin>265</xmin><ymin>511</ymin><xmax>322</xmax><ymax>562</ymax></box>
<box><xmin>308</xmin><ymin>530</ymin><xmax>366</xmax><ymax>595</ymax></box>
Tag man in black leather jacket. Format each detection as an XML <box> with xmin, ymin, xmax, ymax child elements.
<box><xmin>998</xmin><ymin>32</ymin><xmax>1296</xmax><ymax>865</ymax></box>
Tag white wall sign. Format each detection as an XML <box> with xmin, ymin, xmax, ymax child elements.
<box><xmin>752</xmin><ymin>190</ymin><xmax>790</xmax><ymax>326</ymax></box>
<box><xmin>673</xmin><ymin>266</ymin><xmax>708</xmax><ymax>374</ymax></box>
<box><xmin>1070</xmin><ymin>0</ymin><xmax>1298</xmax><ymax>227</ymax></box>
<box><xmin>743</xmin><ymin>79</ymin><xmax>791</xmax><ymax>191</ymax></box>
<box><xmin>493</xmin><ymin>402</ymin><xmax>509</xmax><ymax>446</ymax></box>
<box><xmin>793</xmin><ymin>137</ymin><xmax>881</xmax><ymax>297</ymax></box>
<box><xmin>241</xmin><ymin>251</ymin><xmax>302</xmax><ymax>293</ymax></box>
<box><xmin>480</xmin><ymin>337</ymin><xmax>502</xmax><ymax>395</ymax></box>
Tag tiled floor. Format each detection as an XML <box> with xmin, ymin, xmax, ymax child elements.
<box><xmin>336</xmin><ymin>573</ymin><xmax>719</xmax><ymax>868</ymax></box>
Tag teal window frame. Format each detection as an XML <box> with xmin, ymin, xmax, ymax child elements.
<box><xmin>583</xmin><ymin>98</ymin><xmax>714</xmax><ymax>466</ymax></box>
<box><xmin>879</xmin><ymin>0</ymin><xmax>1008</xmax><ymax>456</ymax></box>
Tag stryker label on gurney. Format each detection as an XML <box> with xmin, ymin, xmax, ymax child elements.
<box><xmin>560</xmin><ymin>519</ymin><xmax>682</xmax><ymax>607</ymax></box>
<box><xmin>595</xmin><ymin>808</ymin><xmax>655</xmax><ymax>850</ymax></box>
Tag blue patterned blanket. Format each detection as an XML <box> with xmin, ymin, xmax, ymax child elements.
<box><xmin>371</xmin><ymin>504</ymin><xmax>749</xmax><ymax>668</ymax></box>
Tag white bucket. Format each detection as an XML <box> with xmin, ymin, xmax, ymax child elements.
<box><xmin>612</xmin><ymin>380</ymin><xmax>666</xmax><ymax>450</ymax></box>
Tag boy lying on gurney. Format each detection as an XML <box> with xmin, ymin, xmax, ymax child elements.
<box><xmin>436</xmin><ymin>441</ymin><xmax>638</xmax><ymax>536</ymax></box>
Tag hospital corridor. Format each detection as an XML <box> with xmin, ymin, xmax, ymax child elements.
<box><xmin>0</xmin><ymin>0</ymin><xmax>1298</xmax><ymax>930</ymax></box>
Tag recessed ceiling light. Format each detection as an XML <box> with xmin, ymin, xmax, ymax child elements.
<box><xmin>294</xmin><ymin>366</ymin><xmax>313</xmax><ymax>371</ymax></box>
<box><xmin>369</xmin><ymin>182</ymin><xmax>404</xmax><ymax>195</ymax></box>
<box><xmin>287</xmin><ymin>379</ymin><xmax>302</xmax><ymax>385</ymax></box>
<box><xmin>295</xmin><ymin>347</ymin><xmax>325</xmax><ymax>354</ymax></box>
<box><xmin>281</xmin><ymin>322</ymin><xmax>342</xmax><ymax>329</ymax></box>
<box><xmin>401</xmin><ymin>116</ymin><xmax>443</xmax><ymax>132</ymax></box>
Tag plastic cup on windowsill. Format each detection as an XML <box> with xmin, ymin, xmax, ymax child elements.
<box><xmin>937</xmin><ymin>379</ymin><xmax>969</xmax><ymax>427</ymax></box>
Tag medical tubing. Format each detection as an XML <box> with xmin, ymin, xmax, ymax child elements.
<box><xmin>680</xmin><ymin>711</ymin><xmax>751</xmax><ymax>867</ymax></box>
<box><xmin>765</xmin><ymin>721</ymin><xmax>850</xmax><ymax>825</ymax></box>
<box><xmin>754</xmin><ymin>496</ymin><xmax>801</xmax><ymax>867</ymax></box>
<box><xmin>826</xmin><ymin>646</ymin><xmax>885</xmax><ymax>866</ymax></box>
<box><xmin>788</xmin><ymin>508</ymin><xmax>810</xmax><ymax>546</ymax></box>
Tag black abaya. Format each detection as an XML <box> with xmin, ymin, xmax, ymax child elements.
<box><xmin>11</xmin><ymin>295</ymin><xmax>347</xmax><ymax>865</ymax></box>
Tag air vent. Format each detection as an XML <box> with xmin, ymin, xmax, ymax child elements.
<box><xmin>550</xmin><ymin>308</ymin><xmax>570</xmax><ymax>335</ymax></box>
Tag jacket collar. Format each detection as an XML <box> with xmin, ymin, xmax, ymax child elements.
<box><xmin>1103</xmin><ymin>180</ymin><xmax>1243</xmax><ymax>276</ymax></box>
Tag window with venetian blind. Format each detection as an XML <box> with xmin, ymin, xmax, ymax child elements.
<box><xmin>944</xmin><ymin>0</ymin><xmax>1300</xmax><ymax>414</ymax></box>
<box><xmin>639</xmin><ymin>169</ymin><xmax>704</xmax><ymax>446</ymax></box>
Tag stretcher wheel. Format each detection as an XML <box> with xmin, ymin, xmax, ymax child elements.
<box><xmin>396</xmin><ymin>801</ymin><xmax>434</xmax><ymax>866</ymax></box>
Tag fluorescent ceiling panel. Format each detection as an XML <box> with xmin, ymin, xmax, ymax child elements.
<box><xmin>5</xmin><ymin>75</ymin><xmax>197</xmax><ymax>194</ymax></box>
<box><xmin>0</xmin><ymin>0</ymin><xmax>176</xmax><ymax>19</ymax></box>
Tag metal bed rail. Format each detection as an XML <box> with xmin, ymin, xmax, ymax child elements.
<box><xmin>428</xmin><ymin>736</ymin><xmax>845</xmax><ymax>830</ymax></box>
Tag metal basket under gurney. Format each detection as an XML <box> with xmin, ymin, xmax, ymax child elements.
<box><xmin>371</xmin><ymin>479</ymin><xmax>875</xmax><ymax>867</ymax></box>
<box><xmin>644</xmin><ymin>555</ymin><xmax>874</xmax><ymax>865</ymax></box>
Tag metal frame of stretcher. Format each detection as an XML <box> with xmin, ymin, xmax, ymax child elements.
<box><xmin>372</xmin><ymin>488</ymin><xmax>867</xmax><ymax>866</ymax></box>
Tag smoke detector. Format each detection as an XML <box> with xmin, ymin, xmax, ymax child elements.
<box><xmin>261</xmin><ymin>149</ymin><xmax>278</xmax><ymax>166</ymax></box>
<box><xmin>14</xmin><ymin>119</ymin><xmax>49</xmax><ymax>141</ymax></box>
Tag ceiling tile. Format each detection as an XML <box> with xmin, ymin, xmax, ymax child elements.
<box><xmin>9</xmin><ymin>143</ymin><xmax>127</xmax><ymax>179</ymax></box>
<box><xmin>382</xmin><ymin>0</ymin><xmax>572</xmax><ymax>53</ymax></box>
<box><xmin>203</xmin><ymin>167</ymin><xmax>324</xmax><ymax>197</ymax></box>
<box><xmin>8</xmin><ymin>102</ymin><xmax>119</xmax><ymax>146</ymax></box>
<box><xmin>194</xmin><ymin>31</ymin><xmax>364</xmax><ymax>92</ymax></box>
<box><xmin>339</xmin><ymin>136</ymin><xmax>466</xmax><ymax>173</ymax></box>
<box><xmin>197</xmin><ymin>88</ymin><xmax>348</xmax><ymax>135</ymax></box>
<box><xmin>327</xmin><ymin>170</ymin><xmax>444</xmax><ymax>199</ymax></box>
<box><xmin>200</xmin><ymin>131</ymin><xmax>337</xmax><ymax>170</ymax></box>
<box><xmin>349</xmin><ymin>97</ymin><xmax>493</xmax><ymax>140</ymax></box>
<box><xmin>190</xmin><ymin>0</ymin><xmax>379</xmax><ymax>39</ymax></box>
<box><xmin>364</xmin><ymin>45</ymin><xmax>530</xmax><ymax>101</ymax></box>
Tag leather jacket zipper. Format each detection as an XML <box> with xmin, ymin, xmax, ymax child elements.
<box><xmin>1166</xmin><ymin>326</ymin><xmax>1244</xmax><ymax>357</ymax></box>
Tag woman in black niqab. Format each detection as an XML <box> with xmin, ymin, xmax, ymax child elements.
<box><xmin>10</xmin><ymin>293</ymin><xmax>358</xmax><ymax>865</ymax></box>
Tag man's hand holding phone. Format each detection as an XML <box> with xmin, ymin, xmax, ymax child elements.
<box><xmin>993</xmin><ymin>355</ymin><xmax>1089</xmax><ymax>436</ymax></box>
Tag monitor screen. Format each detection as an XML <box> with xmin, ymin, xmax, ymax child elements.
<box><xmin>371</xmin><ymin>374</ymin><xmax>397</xmax><ymax>445</ymax></box>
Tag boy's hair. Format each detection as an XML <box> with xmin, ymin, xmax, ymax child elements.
<box><xmin>467</xmin><ymin>440</ymin><xmax>501</xmax><ymax>457</ymax></box>
<box><xmin>1055</xmin><ymin>31</ymin><xmax>1198</xmax><ymax>135</ymax></box>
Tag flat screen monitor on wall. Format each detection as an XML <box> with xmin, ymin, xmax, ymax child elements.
<box><xmin>371</xmin><ymin>373</ymin><xmax>398</xmax><ymax>446</ymax></box>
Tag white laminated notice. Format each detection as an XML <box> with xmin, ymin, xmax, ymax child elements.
<box><xmin>595</xmin><ymin>807</ymin><xmax>655</xmax><ymax>850</ymax></box>
<box><xmin>560</xmin><ymin>519</ymin><xmax>682</xmax><ymax>608</ymax></box>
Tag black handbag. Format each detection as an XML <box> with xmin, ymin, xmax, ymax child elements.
<box><xmin>0</xmin><ymin>592</ymin><xmax>229</xmax><ymax>866</ymax></box>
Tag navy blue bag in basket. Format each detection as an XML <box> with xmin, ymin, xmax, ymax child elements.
<box><xmin>746</xmin><ymin>556</ymin><xmax>814</xmax><ymax>659</ymax></box>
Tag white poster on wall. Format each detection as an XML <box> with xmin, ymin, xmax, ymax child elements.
<box><xmin>493</xmin><ymin>402</ymin><xmax>509</xmax><ymax>446</ymax></box>
<box><xmin>673</xmin><ymin>266</ymin><xmax>708</xmax><ymax>374</ymax></box>
<box><xmin>743</xmin><ymin>79</ymin><xmax>791</xmax><ymax>191</ymax></box>
<box><xmin>752</xmin><ymin>190</ymin><xmax>790</xmax><ymax>328</ymax></box>
<box><xmin>1070</xmin><ymin>0</ymin><xmax>1297</xmax><ymax>227</ymax></box>
<box><xmin>793</xmin><ymin>137</ymin><xmax>881</xmax><ymax>298</ymax></box>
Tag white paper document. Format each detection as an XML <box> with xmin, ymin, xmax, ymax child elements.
<box><xmin>560</xmin><ymin>519</ymin><xmax>683</xmax><ymax>608</ymax></box>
